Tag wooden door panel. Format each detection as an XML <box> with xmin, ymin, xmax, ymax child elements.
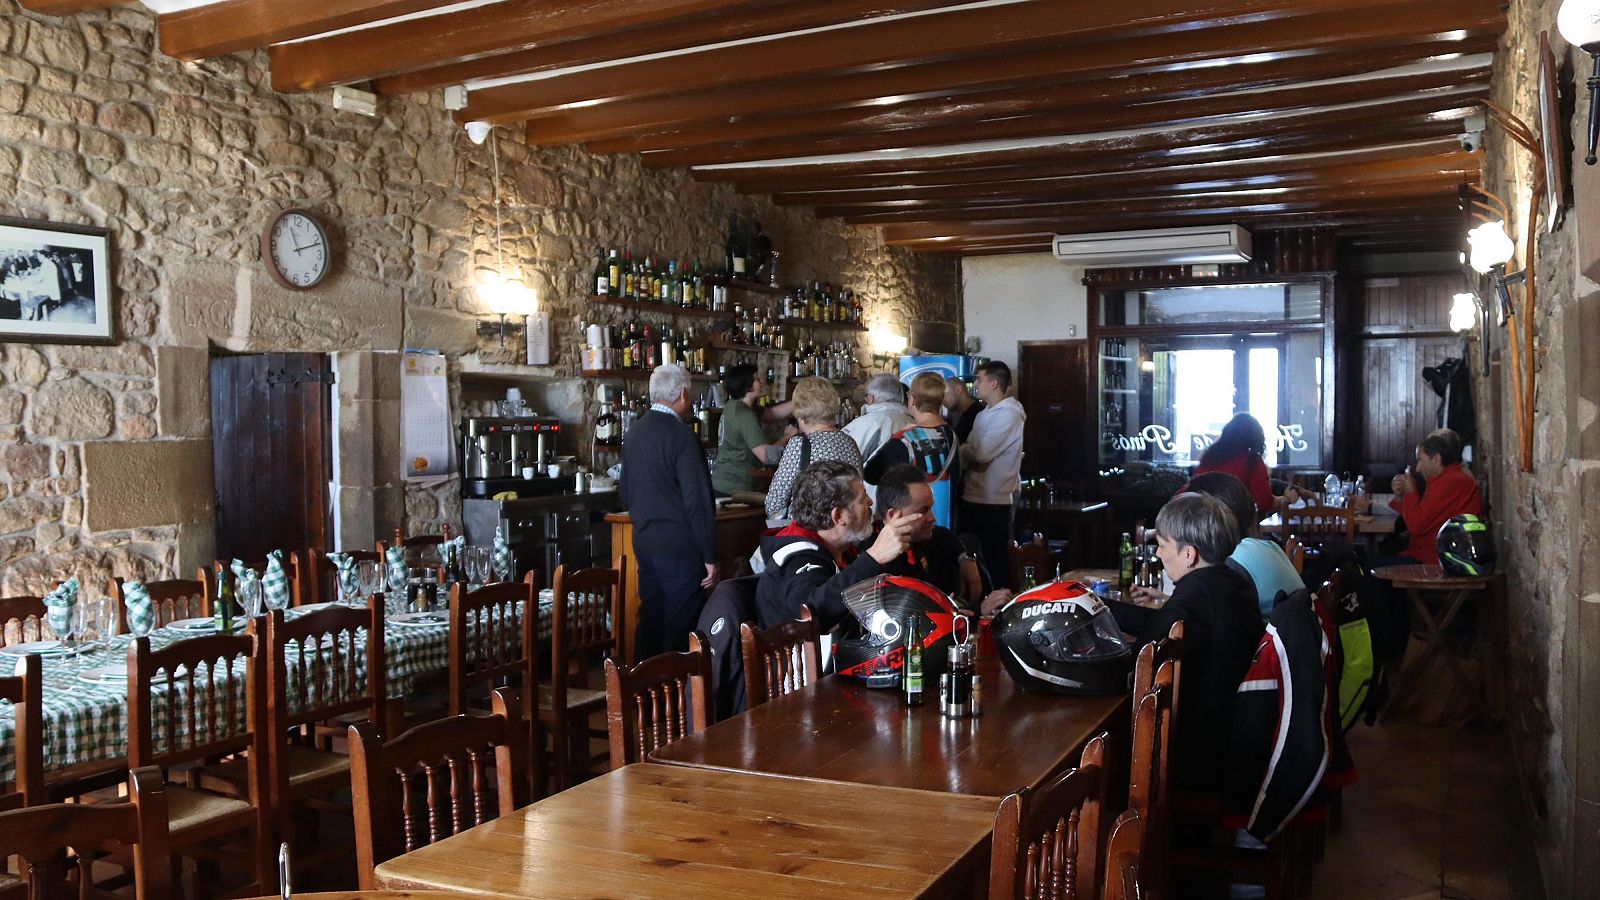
<box><xmin>1017</xmin><ymin>341</ymin><xmax>1089</xmax><ymax>482</ymax></box>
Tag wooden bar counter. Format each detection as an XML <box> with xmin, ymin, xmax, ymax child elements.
<box><xmin>373</xmin><ymin>763</ymin><xmax>996</xmax><ymax>899</ymax></box>
<box><xmin>607</xmin><ymin>503</ymin><xmax>767</xmax><ymax>663</ymax></box>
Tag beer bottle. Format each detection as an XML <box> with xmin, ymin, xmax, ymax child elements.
<box><xmin>1119</xmin><ymin>532</ymin><xmax>1135</xmax><ymax>590</ymax></box>
<box><xmin>214</xmin><ymin>562</ymin><xmax>235</xmax><ymax>633</ymax></box>
<box><xmin>903</xmin><ymin>614</ymin><xmax>924</xmax><ymax>706</ymax></box>
<box><xmin>1021</xmin><ymin>565</ymin><xmax>1038</xmax><ymax>591</ymax></box>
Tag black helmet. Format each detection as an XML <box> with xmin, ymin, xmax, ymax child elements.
<box><xmin>993</xmin><ymin>580</ymin><xmax>1132</xmax><ymax>695</ymax></box>
<box><xmin>835</xmin><ymin>575</ymin><xmax>961</xmax><ymax>687</ymax></box>
<box><xmin>1437</xmin><ymin>514</ymin><xmax>1496</xmax><ymax>576</ymax></box>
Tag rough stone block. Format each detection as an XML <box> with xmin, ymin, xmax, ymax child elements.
<box><xmin>24</xmin><ymin>376</ymin><xmax>114</xmax><ymax>440</ymax></box>
<box><xmin>374</xmin><ymin>398</ymin><xmax>403</xmax><ymax>486</ymax></box>
<box><xmin>337</xmin><ymin>399</ymin><xmax>378</xmax><ymax>490</ymax></box>
<box><xmin>0</xmin><ymin>497</ymin><xmax>50</xmax><ymax>535</ymax></box>
<box><xmin>3</xmin><ymin>444</ymin><xmax>50</xmax><ymax>481</ymax></box>
<box><xmin>334</xmin><ymin>351</ymin><xmax>373</xmax><ymax>401</ymax></box>
<box><xmin>82</xmin><ymin>438</ymin><xmax>213</xmax><ymax>533</ymax></box>
<box><xmin>156</xmin><ymin>345</ymin><xmax>210</xmax><ymax>439</ymax></box>
<box><xmin>162</xmin><ymin>259</ymin><xmax>239</xmax><ymax>348</ymax></box>
<box><xmin>403</xmin><ymin>306</ymin><xmax>478</xmax><ymax>356</ymax></box>
<box><xmin>243</xmin><ymin>270</ymin><xmax>402</xmax><ymax>352</ymax></box>
<box><xmin>174</xmin><ymin>519</ymin><xmax>215</xmax><ymax>581</ymax></box>
<box><xmin>335</xmin><ymin>485</ymin><xmax>377</xmax><ymax>552</ymax></box>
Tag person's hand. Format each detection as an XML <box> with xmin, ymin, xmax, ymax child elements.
<box><xmin>780</xmin><ymin>424</ymin><xmax>799</xmax><ymax>442</ymax></box>
<box><xmin>701</xmin><ymin>563</ymin><xmax>719</xmax><ymax>590</ymax></box>
<box><xmin>1129</xmin><ymin>585</ymin><xmax>1169</xmax><ymax>608</ymax></box>
<box><xmin>980</xmin><ymin>589</ymin><xmax>1013</xmax><ymax>616</ymax></box>
<box><xmin>866</xmin><ymin>508</ymin><xmax>921</xmax><ymax>565</ymax></box>
<box><xmin>1282</xmin><ymin>485</ymin><xmax>1302</xmax><ymax>506</ymax></box>
<box><xmin>1392</xmin><ymin>472</ymin><xmax>1415</xmax><ymax>497</ymax></box>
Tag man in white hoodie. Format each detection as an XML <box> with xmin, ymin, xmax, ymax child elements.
<box><xmin>958</xmin><ymin>360</ymin><xmax>1026</xmax><ymax>589</ymax></box>
<box><xmin>842</xmin><ymin>372</ymin><xmax>913</xmax><ymax>502</ymax></box>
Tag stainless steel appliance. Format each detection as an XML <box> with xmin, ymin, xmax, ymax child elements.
<box><xmin>462</xmin><ymin>493</ymin><xmax>621</xmax><ymax>588</ymax></box>
<box><xmin>461</xmin><ymin>415</ymin><xmax>563</xmax><ymax>499</ymax></box>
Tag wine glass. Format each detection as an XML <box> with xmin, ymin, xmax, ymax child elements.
<box><xmin>357</xmin><ymin>560</ymin><xmax>382</xmax><ymax>606</ymax></box>
<box><xmin>239</xmin><ymin>579</ymin><xmax>264</xmax><ymax>618</ymax></box>
<box><xmin>468</xmin><ymin>547</ymin><xmax>491</xmax><ymax>588</ymax></box>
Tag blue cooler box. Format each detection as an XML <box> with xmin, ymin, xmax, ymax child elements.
<box><xmin>898</xmin><ymin>354</ymin><xmax>983</xmax><ymax>386</ymax></box>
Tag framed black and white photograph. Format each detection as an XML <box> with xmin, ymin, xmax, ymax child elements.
<box><xmin>0</xmin><ymin>216</ymin><xmax>115</xmax><ymax>345</ymax></box>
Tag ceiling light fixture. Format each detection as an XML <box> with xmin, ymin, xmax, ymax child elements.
<box><xmin>331</xmin><ymin>85</ymin><xmax>379</xmax><ymax>117</ymax></box>
<box><xmin>1558</xmin><ymin>0</ymin><xmax>1600</xmax><ymax>163</ymax></box>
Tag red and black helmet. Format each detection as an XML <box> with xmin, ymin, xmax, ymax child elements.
<box><xmin>836</xmin><ymin>574</ymin><xmax>962</xmax><ymax>687</ymax></box>
<box><xmin>993</xmin><ymin>580</ymin><xmax>1133</xmax><ymax>695</ymax></box>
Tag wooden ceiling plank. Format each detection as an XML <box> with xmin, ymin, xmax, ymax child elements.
<box><xmin>158</xmin><ymin>0</ymin><xmax>444</xmax><ymax>61</ymax></box>
<box><xmin>18</xmin><ymin>0</ymin><xmax>123</xmax><ymax>13</ymax></box>
<box><xmin>521</xmin><ymin>32</ymin><xmax>1494</xmax><ymax>145</ymax></box>
<box><xmin>373</xmin><ymin>0</ymin><xmax>978</xmax><ymax>96</ymax></box>
<box><xmin>879</xmin><ymin>204</ymin><xmax>1466</xmax><ymax>243</ymax></box>
<box><xmin>469</xmin><ymin>0</ymin><xmax>1503</xmax><ymax>122</ymax></box>
<box><xmin>624</xmin><ymin>74</ymin><xmax>1489</xmax><ymax>167</ymax></box>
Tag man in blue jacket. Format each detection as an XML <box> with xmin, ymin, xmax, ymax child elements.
<box><xmin>621</xmin><ymin>364</ymin><xmax>718</xmax><ymax>659</ymax></box>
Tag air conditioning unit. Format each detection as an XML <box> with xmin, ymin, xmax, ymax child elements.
<box><xmin>1051</xmin><ymin>225</ymin><xmax>1253</xmax><ymax>266</ymax></box>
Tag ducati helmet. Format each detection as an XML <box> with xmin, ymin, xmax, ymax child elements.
<box><xmin>835</xmin><ymin>575</ymin><xmax>961</xmax><ymax>687</ymax></box>
<box><xmin>1437</xmin><ymin>514</ymin><xmax>1496</xmax><ymax>576</ymax></box>
<box><xmin>993</xmin><ymin>580</ymin><xmax>1132</xmax><ymax>695</ymax></box>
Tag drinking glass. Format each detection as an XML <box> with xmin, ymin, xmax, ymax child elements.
<box><xmin>468</xmin><ymin>547</ymin><xmax>492</xmax><ymax>587</ymax></box>
<box><xmin>239</xmin><ymin>580</ymin><xmax>264</xmax><ymax>618</ymax></box>
<box><xmin>357</xmin><ymin>560</ymin><xmax>382</xmax><ymax>605</ymax></box>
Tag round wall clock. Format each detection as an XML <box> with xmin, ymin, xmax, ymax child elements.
<box><xmin>262</xmin><ymin>209</ymin><xmax>332</xmax><ymax>290</ymax></box>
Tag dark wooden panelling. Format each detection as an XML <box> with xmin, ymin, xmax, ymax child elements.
<box><xmin>1017</xmin><ymin>340</ymin><xmax>1090</xmax><ymax>482</ymax></box>
<box><xmin>1082</xmin><ymin>228</ymin><xmax>1338</xmax><ymax>285</ymax></box>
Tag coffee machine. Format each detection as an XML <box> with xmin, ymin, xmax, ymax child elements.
<box><xmin>461</xmin><ymin>415</ymin><xmax>563</xmax><ymax>498</ymax></box>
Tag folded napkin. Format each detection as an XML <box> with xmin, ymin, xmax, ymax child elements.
<box><xmin>43</xmin><ymin>577</ymin><xmax>80</xmax><ymax>639</ymax></box>
<box><xmin>262</xmin><ymin>549</ymin><xmax>291</xmax><ymax>610</ymax></box>
<box><xmin>493</xmin><ymin>527</ymin><xmax>513</xmax><ymax>583</ymax></box>
<box><xmin>229</xmin><ymin>559</ymin><xmax>263</xmax><ymax>613</ymax></box>
<box><xmin>386</xmin><ymin>545</ymin><xmax>408</xmax><ymax>595</ymax></box>
<box><xmin>122</xmin><ymin>580</ymin><xmax>155</xmax><ymax>636</ymax></box>
<box><xmin>326</xmin><ymin>552</ymin><xmax>360</xmax><ymax>602</ymax></box>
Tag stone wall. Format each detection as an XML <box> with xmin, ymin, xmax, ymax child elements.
<box><xmin>0</xmin><ymin>1</ymin><xmax>961</xmax><ymax>595</ymax></box>
<box><xmin>1481</xmin><ymin>1</ymin><xmax>1600</xmax><ymax>896</ymax></box>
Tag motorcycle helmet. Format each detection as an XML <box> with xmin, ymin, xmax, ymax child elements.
<box><xmin>835</xmin><ymin>575</ymin><xmax>961</xmax><ymax>687</ymax></box>
<box><xmin>993</xmin><ymin>580</ymin><xmax>1132</xmax><ymax>695</ymax></box>
<box><xmin>1437</xmin><ymin>514</ymin><xmax>1496</xmax><ymax>576</ymax></box>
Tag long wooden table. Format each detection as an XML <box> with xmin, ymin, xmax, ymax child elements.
<box><xmin>651</xmin><ymin>656</ymin><xmax>1126</xmax><ymax>799</ymax></box>
<box><xmin>372</xmin><ymin>763</ymin><xmax>998</xmax><ymax>899</ymax></box>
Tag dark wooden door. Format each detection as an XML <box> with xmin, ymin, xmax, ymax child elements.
<box><xmin>210</xmin><ymin>353</ymin><xmax>332</xmax><ymax>561</ymax></box>
<box><xmin>1017</xmin><ymin>340</ymin><xmax>1090</xmax><ymax>482</ymax></box>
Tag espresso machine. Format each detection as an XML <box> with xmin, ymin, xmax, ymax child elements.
<box><xmin>460</xmin><ymin>415</ymin><xmax>564</xmax><ymax>498</ymax></box>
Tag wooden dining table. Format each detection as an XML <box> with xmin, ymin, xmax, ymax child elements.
<box><xmin>372</xmin><ymin>763</ymin><xmax>999</xmax><ymax>899</ymax></box>
<box><xmin>650</xmin><ymin>656</ymin><xmax>1127</xmax><ymax>799</ymax></box>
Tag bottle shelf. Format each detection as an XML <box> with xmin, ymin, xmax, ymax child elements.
<box><xmin>780</xmin><ymin>317</ymin><xmax>867</xmax><ymax>333</ymax></box>
<box><xmin>1100</xmin><ymin>356</ymin><xmax>1133</xmax><ymax>362</ymax></box>
<box><xmin>1102</xmin><ymin>388</ymin><xmax>1137</xmax><ymax>394</ymax></box>
<box><xmin>707</xmin><ymin>338</ymin><xmax>790</xmax><ymax>355</ymax></box>
<box><xmin>589</xmin><ymin>295</ymin><xmax>734</xmax><ymax>320</ymax></box>
<box><xmin>704</xmin><ymin>275</ymin><xmax>787</xmax><ymax>296</ymax></box>
<box><xmin>583</xmin><ymin>369</ymin><xmax>717</xmax><ymax>382</ymax></box>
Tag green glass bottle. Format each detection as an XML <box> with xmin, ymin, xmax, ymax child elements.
<box><xmin>214</xmin><ymin>562</ymin><xmax>235</xmax><ymax>632</ymax></box>
<box><xmin>1119</xmin><ymin>532</ymin><xmax>1135</xmax><ymax>590</ymax></box>
<box><xmin>903</xmin><ymin>614</ymin><xmax>924</xmax><ymax>706</ymax></box>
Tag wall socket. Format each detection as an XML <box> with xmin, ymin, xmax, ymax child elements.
<box><xmin>1066</xmin><ymin>324</ymin><xmax>1078</xmax><ymax>337</ymax></box>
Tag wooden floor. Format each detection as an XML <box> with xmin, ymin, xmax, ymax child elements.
<box><xmin>1308</xmin><ymin>723</ymin><xmax>1542</xmax><ymax>900</ymax></box>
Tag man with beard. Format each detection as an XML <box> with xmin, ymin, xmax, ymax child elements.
<box><xmin>755</xmin><ymin>459</ymin><xmax>921</xmax><ymax>631</ymax></box>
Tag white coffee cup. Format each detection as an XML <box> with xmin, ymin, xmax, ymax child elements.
<box><xmin>521</xmin><ymin>467</ymin><xmax>536</xmax><ymax>480</ymax></box>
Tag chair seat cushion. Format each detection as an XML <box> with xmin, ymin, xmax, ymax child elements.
<box><xmin>537</xmin><ymin>684</ymin><xmax>606</xmax><ymax>715</ymax></box>
<box><xmin>165</xmin><ymin>785</ymin><xmax>254</xmax><ymax>841</ymax></box>
<box><xmin>200</xmin><ymin>745</ymin><xmax>349</xmax><ymax>798</ymax></box>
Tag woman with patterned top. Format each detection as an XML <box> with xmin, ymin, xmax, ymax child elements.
<box><xmin>764</xmin><ymin>377</ymin><xmax>863</xmax><ymax>526</ymax></box>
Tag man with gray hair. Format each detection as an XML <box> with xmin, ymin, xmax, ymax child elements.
<box><xmin>620</xmin><ymin>363</ymin><xmax>717</xmax><ymax>659</ymax></box>
<box><xmin>755</xmin><ymin>459</ymin><xmax>920</xmax><ymax>631</ymax></box>
<box><xmin>842</xmin><ymin>372</ymin><xmax>913</xmax><ymax>502</ymax></box>
<box><xmin>1111</xmin><ymin>492</ymin><xmax>1263</xmax><ymax>794</ymax></box>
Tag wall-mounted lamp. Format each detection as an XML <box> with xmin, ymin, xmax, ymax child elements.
<box><xmin>1467</xmin><ymin>219</ymin><xmax>1517</xmax><ymax>321</ymax></box>
<box><xmin>1559</xmin><ymin>0</ymin><xmax>1600</xmax><ymax>164</ymax></box>
<box><xmin>465</xmin><ymin>121</ymin><xmax>491</xmax><ymax>145</ymax></box>
<box><xmin>332</xmin><ymin>85</ymin><xmax>379</xmax><ymax>118</ymax></box>
<box><xmin>1449</xmin><ymin>292</ymin><xmax>1480</xmax><ymax>334</ymax></box>
<box><xmin>869</xmin><ymin>326</ymin><xmax>908</xmax><ymax>367</ymax></box>
<box><xmin>477</xmin><ymin>274</ymin><xmax>537</xmax><ymax>345</ymax></box>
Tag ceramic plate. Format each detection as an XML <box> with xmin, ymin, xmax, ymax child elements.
<box><xmin>167</xmin><ymin>618</ymin><xmax>244</xmax><ymax>632</ymax></box>
<box><xmin>390</xmin><ymin>611</ymin><xmax>448</xmax><ymax>627</ymax></box>
<box><xmin>0</xmin><ymin>640</ymin><xmax>67</xmax><ymax>656</ymax></box>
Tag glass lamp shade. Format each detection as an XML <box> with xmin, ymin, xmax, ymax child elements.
<box><xmin>870</xmin><ymin>327</ymin><xmax>908</xmax><ymax>355</ymax></box>
<box><xmin>480</xmin><ymin>273</ymin><xmax>537</xmax><ymax>317</ymax></box>
<box><xmin>1467</xmin><ymin>221</ymin><xmax>1515</xmax><ymax>274</ymax></box>
<box><xmin>1559</xmin><ymin>0</ymin><xmax>1600</xmax><ymax>49</ymax></box>
<box><xmin>1449</xmin><ymin>293</ymin><xmax>1479</xmax><ymax>333</ymax></box>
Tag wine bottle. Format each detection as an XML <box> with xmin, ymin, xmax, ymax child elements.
<box><xmin>622</xmin><ymin>251</ymin><xmax>636</xmax><ymax>299</ymax></box>
<box><xmin>726</xmin><ymin>213</ymin><xmax>747</xmax><ymax>279</ymax></box>
<box><xmin>593</xmin><ymin>249</ymin><xmax>609</xmax><ymax>297</ymax></box>
<box><xmin>214</xmin><ymin>562</ymin><xmax>235</xmax><ymax>633</ymax></box>
<box><xmin>606</xmin><ymin>249</ymin><xmax>620</xmax><ymax>298</ymax></box>
<box><xmin>903</xmin><ymin>614</ymin><xmax>924</xmax><ymax>706</ymax></box>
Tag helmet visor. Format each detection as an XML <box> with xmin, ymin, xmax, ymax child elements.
<box><xmin>1027</xmin><ymin>604</ymin><xmax>1128</xmax><ymax>663</ymax></box>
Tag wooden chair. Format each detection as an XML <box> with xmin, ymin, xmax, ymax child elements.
<box><xmin>448</xmin><ymin>574</ymin><xmax>545</xmax><ymax>799</ymax></box>
<box><xmin>112</xmin><ymin>574</ymin><xmax>209</xmax><ymax>635</ymax></box>
<box><xmin>1282</xmin><ymin>505</ymin><xmax>1356</xmax><ymax>544</ymax></box>
<box><xmin>1282</xmin><ymin>535</ymin><xmax>1307</xmax><ymax>575</ymax></box>
<box><xmin>1129</xmin><ymin>620</ymin><xmax>1183</xmax><ymax>900</ymax></box>
<box><xmin>0</xmin><ymin>597</ymin><xmax>48</xmax><ymax>648</ymax></box>
<box><xmin>379</xmin><ymin>525</ymin><xmax>452</xmax><ymax>559</ymax></box>
<box><xmin>1103</xmin><ymin>808</ymin><xmax>1147</xmax><ymax>900</ymax></box>
<box><xmin>989</xmin><ymin>733</ymin><xmax>1109</xmax><ymax>900</ymax></box>
<box><xmin>739</xmin><ymin>605</ymin><xmax>822</xmax><ymax>710</ymax></box>
<box><xmin>298</xmin><ymin>547</ymin><xmax>382</xmax><ymax>606</ymax></box>
<box><xmin>604</xmin><ymin>631</ymin><xmax>712</xmax><ymax>769</ymax></box>
<box><xmin>0</xmin><ymin>766</ymin><xmax>172</xmax><ymax>900</ymax></box>
<box><xmin>127</xmin><ymin>631</ymin><xmax>272</xmax><ymax>896</ymax></box>
<box><xmin>1010</xmin><ymin>537</ymin><xmax>1056</xmax><ymax>590</ymax></box>
<box><xmin>540</xmin><ymin>560</ymin><xmax>625</xmax><ymax>792</ymax></box>
<box><xmin>348</xmin><ymin>689</ymin><xmax>527</xmax><ymax>890</ymax></box>
<box><xmin>0</xmin><ymin>653</ymin><xmax>42</xmax><ymax>811</ymax></box>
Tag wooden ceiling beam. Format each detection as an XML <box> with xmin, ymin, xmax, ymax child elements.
<box><xmin>879</xmin><ymin>204</ymin><xmax>1464</xmax><ymax>244</ymax></box>
<box><xmin>372</xmin><ymin>0</ymin><xmax>975</xmax><ymax>97</ymax></box>
<box><xmin>790</xmin><ymin>149</ymin><xmax>1479</xmax><ymax>211</ymax></box>
<box><xmin>469</xmin><ymin>0</ymin><xmax>1501</xmax><ymax>122</ymax></box>
<box><xmin>17</xmin><ymin>0</ymin><xmax>123</xmax><ymax>13</ymax></box>
<box><xmin>564</xmin><ymin>37</ymin><xmax>1493</xmax><ymax>151</ymax></box>
<box><xmin>158</xmin><ymin>0</ymin><xmax>442</xmax><ymax>61</ymax></box>
<box><xmin>623</xmin><ymin>74</ymin><xmax>1488</xmax><ymax>168</ymax></box>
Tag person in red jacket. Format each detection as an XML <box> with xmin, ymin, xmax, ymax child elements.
<box><xmin>1191</xmin><ymin>413</ymin><xmax>1306</xmax><ymax>521</ymax></box>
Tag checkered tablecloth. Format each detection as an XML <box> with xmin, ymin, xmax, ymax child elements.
<box><xmin>0</xmin><ymin>595</ymin><xmax>555</xmax><ymax>785</ymax></box>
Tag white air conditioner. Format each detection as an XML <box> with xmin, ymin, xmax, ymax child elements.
<box><xmin>1051</xmin><ymin>225</ymin><xmax>1253</xmax><ymax>266</ymax></box>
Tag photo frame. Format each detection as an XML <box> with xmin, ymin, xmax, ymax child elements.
<box><xmin>0</xmin><ymin>216</ymin><xmax>115</xmax><ymax>345</ymax></box>
<box><xmin>1539</xmin><ymin>31</ymin><xmax>1568</xmax><ymax>234</ymax></box>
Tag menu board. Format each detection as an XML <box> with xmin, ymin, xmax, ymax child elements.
<box><xmin>401</xmin><ymin>349</ymin><xmax>451</xmax><ymax>482</ymax></box>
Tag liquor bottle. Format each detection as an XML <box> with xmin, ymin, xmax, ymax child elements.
<box><xmin>595</xmin><ymin>400</ymin><xmax>619</xmax><ymax>448</ymax></box>
<box><xmin>690</xmin><ymin>262</ymin><xmax>704</xmax><ymax>308</ymax></box>
<box><xmin>214</xmin><ymin>562</ymin><xmax>235</xmax><ymax>633</ymax></box>
<box><xmin>726</xmin><ymin>213</ymin><xmax>747</xmax><ymax>279</ymax></box>
<box><xmin>606</xmin><ymin>249</ymin><xmax>620</xmax><ymax>298</ymax></box>
<box><xmin>622</xmin><ymin>251</ymin><xmax>637</xmax><ymax>299</ymax></box>
<box><xmin>1021</xmin><ymin>566</ymin><xmax>1038</xmax><ymax>591</ymax></box>
<box><xmin>903</xmin><ymin>614</ymin><xmax>924</xmax><ymax>706</ymax></box>
<box><xmin>593</xmin><ymin>249</ymin><xmax>609</xmax><ymax>297</ymax></box>
<box><xmin>749</xmin><ymin>220</ymin><xmax>772</xmax><ymax>281</ymax></box>
<box><xmin>1119</xmin><ymin>532</ymin><xmax>1135</xmax><ymax>590</ymax></box>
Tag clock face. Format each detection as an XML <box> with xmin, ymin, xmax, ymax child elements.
<box><xmin>266</xmin><ymin>211</ymin><xmax>330</xmax><ymax>290</ymax></box>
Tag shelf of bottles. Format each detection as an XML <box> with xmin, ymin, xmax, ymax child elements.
<box><xmin>1099</xmin><ymin>337</ymin><xmax>1140</xmax><ymax>433</ymax></box>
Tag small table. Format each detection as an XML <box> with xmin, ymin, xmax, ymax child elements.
<box><xmin>1373</xmin><ymin>564</ymin><xmax>1502</xmax><ymax>708</ymax></box>
<box><xmin>650</xmin><ymin>656</ymin><xmax>1125</xmax><ymax>799</ymax></box>
<box><xmin>1014</xmin><ymin>501</ymin><xmax>1114</xmax><ymax>569</ymax></box>
<box><xmin>372</xmin><ymin>763</ymin><xmax>998</xmax><ymax>899</ymax></box>
<box><xmin>1259</xmin><ymin>508</ymin><xmax>1398</xmax><ymax>554</ymax></box>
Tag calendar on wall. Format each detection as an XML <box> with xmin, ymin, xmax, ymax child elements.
<box><xmin>401</xmin><ymin>348</ymin><xmax>451</xmax><ymax>482</ymax></box>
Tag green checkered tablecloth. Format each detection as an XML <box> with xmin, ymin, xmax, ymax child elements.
<box><xmin>0</xmin><ymin>595</ymin><xmax>555</xmax><ymax>785</ymax></box>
